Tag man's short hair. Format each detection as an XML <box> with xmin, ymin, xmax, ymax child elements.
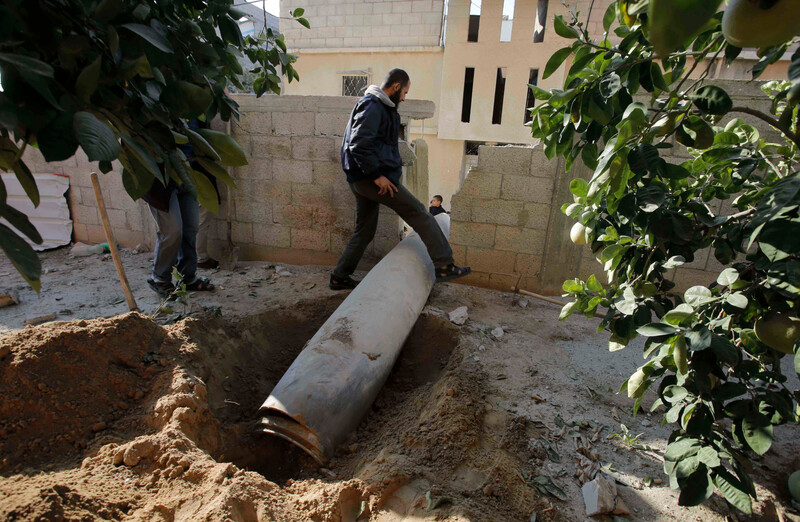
<box><xmin>432</xmin><ymin>195</ymin><xmax>443</xmax><ymax>203</ymax></box>
<box><xmin>381</xmin><ymin>68</ymin><xmax>410</xmax><ymax>89</ymax></box>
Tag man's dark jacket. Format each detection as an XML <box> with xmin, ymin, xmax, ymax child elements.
<box><xmin>341</xmin><ymin>93</ymin><xmax>403</xmax><ymax>185</ymax></box>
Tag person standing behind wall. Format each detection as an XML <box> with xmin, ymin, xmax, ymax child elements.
<box><xmin>329</xmin><ymin>68</ymin><xmax>471</xmax><ymax>290</ymax></box>
<box><xmin>142</xmin><ymin>118</ymin><xmax>216</xmax><ymax>297</ymax></box>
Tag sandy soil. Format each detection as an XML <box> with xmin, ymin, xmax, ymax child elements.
<box><xmin>1</xmin><ymin>248</ymin><xmax>799</xmax><ymax>521</ymax></box>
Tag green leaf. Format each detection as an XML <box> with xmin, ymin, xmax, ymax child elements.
<box><xmin>684</xmin><ymin>286</ymin><xmax>715</xmax><ymax>306</ymax></box>
<box><xmin>725</xmin><ymin>293</ymin><xmax>748</xmax><ymax>309</ymax></box>
<box><xmin>543</xmin><ymin>47</ymin><xmax>573</xmax><ymax>80</ymax></box>
<box><xmin>637</xmin><ymin>322</ymin><xmax>679</xmax><ymax>337</ymax></box>
<box><xmin>648</xmin><ymin>0</ymin><xmax>723</xmax><ymax>57</ymax></box>
<box><xmin>291</xmin><ymin>7</ymin><xmax>305</xmax><ymax>17</ymax></box>
<box><xmin>692</xmin><ymin>85</ymin><xmax>733</xmax><ymax>115</ymax></box>
<box><xmin>713</xmin><ymin>469</ymin><xmax>752</xmax><ymax>514</ymax></box>
<box><xmin>678</xmin><ymin>465</ymin><xmax>715</xmax><ymax>506</ymax></box>
<box><xmin>0</xmin><ymin>223</ymin><xmax>41</xmax><ymax>293</ymax></box>
<box><xmin>665</xmin><ymin>438</ymin><xmax>701</xmax><ymax>462</ymax></box>
<box><xmin>12</xmin><ymin>159</ymin><xmax>39</xmax><ymax>207</ymax></box>
<box><xmin>664</xmin><ymin>304</ymin><xmax>695</xmax><ymax>325</ymax></box>
<box><xmin>194</xmin><ymin>158</ymin><xmax>237</xmax><ymax>188</ymax></box>
<box><xmin>553</xmin><ymin>15</ymin><xmax>579</xmax><ymax>39</ymax></box>
<box><xmin>121</xmin><ymin>167</ymin><xmax>153</xmax><ymax>201</ymax></box>
<box><xmin>662</xmin><ymin>385</ymin><xmax>688</xmax><ymax>403</ymax></box>
<box><xmin>19</xmin><ymin>69</ymin><xmax>61</xmax><ymax>110</ymax></box>
<box><xmin>559</xmin><ymin>301</ymin><xmax>576</xmax><ymax>321</ymax></box>
<box><xmin>121</xmin><ymin>23</ymin><xmax>174</xmax><ymax>53</ymax></box>
<box><xmin>673</xmin><ymin>336</ymin><xmax>689</xmax><ymax>375</ymax></box>
<box><xmin>185</xmin><ymin>129</ymin><xmax>220</xmax><ymax>161</ymax></box>
<box><xmin>120</xmin><ymin>135</ymin><xmax>163</xmax><ymax>183</ymax></box>
<box><xmin>0</xmin><ymin>202</ymin><xmax>42</xmax><ymax>243</ymax></box>
<box><xmin>297</xmin><ymin>17</ymin><xmax>311</xmax><ymax>29</ymax></box>
<box><xmin>602</xmin><ymin>3</ymin><xmax>616</xmax><ymax>31</ymax></box>
<box><xmin>190</xmin><ymin>169</ymin><xmax>219</xmax><ymax>215</ymax></box>
<box><xmin>75</xmin><ymin>56</ymin><xmax>102</xmax><ymax>103</ymax></box>
<box><xmin>717</xmin><ymin>268</ymin><xmax>739</xmax><ymax>287</ymax></box>
<box><xmin>0</xmin><ymin>52</ymin><xmax>54</xmax><ymax>77</ymax></box>
<box><xmin>599</xmin><ymin>73</ymin><xmax>622</xmax><ymax>99</ymax></box>
<box><xmin>710</xmin><ymin>335</ymin><xmax>740</xmax><ymax>366</ymax></box>
<box><xmin>627</xmin><ymin>365</ymin><xmax>654</xmax><ymax>398</ymax></box>
<box><xmin>742</xmin><ymin>417</ymin><xmax>772</xmax><ymax>455</ymax></box>
<box><xmin>73</xmin><ymin>112</ymin><xmax>120</xmax><ymax>162</ymax></box>
<box><xmin>197</xmin><ymin>129</ymin><xmax>248</xmax><ymax>166</ymax></box>
<box><xmin>37</xmin><ymin>111</ymin><xmax>80</xmax><ymax>162</ymax></box>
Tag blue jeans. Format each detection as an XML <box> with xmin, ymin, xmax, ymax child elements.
<box><xmin>148</xmin><ymin>184</ymin><xmax>199</xmax><ymax>284</ymax></box>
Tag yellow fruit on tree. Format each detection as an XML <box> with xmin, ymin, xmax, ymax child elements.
<box><xmin>722</xmin><ymin>0</ymin><xmax>800</xmax><ymax>49</ymax></box>
<box><xmin>754</xmin><ymin>312</ymin><xmax>800</xmax><ymax>355</ymax></box>
<box><xmin>570</xmin><ymin>222</ymin><xmax>587</xmax><ymax>245</ymax></box>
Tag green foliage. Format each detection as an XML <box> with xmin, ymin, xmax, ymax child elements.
<box><xmin>0</xmin><ymin>0</ymin><xmax>307</xmax><ymax>291</ymax></box>
<box><xmin>534</xmin><ymin>0</ymin><xmax>800</xmax><ymax>513</ymax></box>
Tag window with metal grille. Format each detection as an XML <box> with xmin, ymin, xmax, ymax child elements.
<box><xmin>342</xmin><ymin>75</ymin><xmax>368</xmax><ymax>97</ymax></box>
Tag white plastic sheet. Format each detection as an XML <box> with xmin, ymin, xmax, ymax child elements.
<box><xmin>1</xmin><ymin>172</ymin><xmax>73</xmax><ymax>250</ymax></box>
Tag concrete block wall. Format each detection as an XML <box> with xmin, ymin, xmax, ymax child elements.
<box><xmin>23</xmin><ymin>94</ymin><xmax>434</xmax><ymax>270</ymax></box>
<box><xmin>281</xmin><ymin>0</ymin><xmax>445</xmax><ymax>49</ymax></box>
<box><xmin>450</xmin><ymin>79</ymin><xmax>780</xmax><ymax>294</ymax></box>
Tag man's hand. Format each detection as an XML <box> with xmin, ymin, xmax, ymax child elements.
<box><xmin>374</xmin><ymin>176</ymin><xmax>398</xmax><ymax>198</ymax></box>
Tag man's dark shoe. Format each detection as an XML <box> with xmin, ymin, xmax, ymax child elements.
<box><xmin>330</xmin><ymin>274</ymin><xmax>359</xmax><ymax>290</ymax></box>
<box><xmin>197</xmin><ymin>258</ymin><xmax>219</xmax><ymax>269</ymax></box>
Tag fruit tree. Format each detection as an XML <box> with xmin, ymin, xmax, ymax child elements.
<box><xmin>530</xmin><ymin>0</ymin><xmax>800</xmax><ymax>513</ymax></box>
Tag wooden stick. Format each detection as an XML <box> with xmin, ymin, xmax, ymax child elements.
<box><xmin>90</xmin><ymin>172</ymin><xmax>138</xmax><ymax>311</ymax></box>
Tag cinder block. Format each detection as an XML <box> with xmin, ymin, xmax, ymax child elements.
<box><xmin>457</xmin><ymin>270</ymin><xmax>491</xmax><ymax>288</ymax></box>
<box><xmin>477</xmin><ymin>146</ymin><xmax>534</xmax><ymax>176</ymax></box>
<box><xmin>292</xmin><ymin>228</ymin><xmax>330</xmax><ymax>251</ymax></box>
<box><xmin>251</xmin><ymin>136</ymin><xmax>292</xmax><ymax>159</ymax></box>
<box><xmin>344</xmin><ymin>14</ymin><xmax>364</xmax><ymax>25</ymax></box>
<box><xmin>315</xmin><ymin>112</ymin><xmax>350</xmax><ymax>137</ymax></box>
<box><xmin>72</xmin><ymin>204</ymin><xmax>100</xmax><ymax>225</ymax></box>
<box><xmin>292</xmin><ymin>183</ymin><xmax>331</xmax><ymax>206</ymax></box>
<box><xmin>235</xmin><ymin>158</ymin><xmax>273</xmax><ymax>180</ymax></box>
<box><xmin>450</xmin><ymin>222</ymin><xmax>496</xmax><ymax>249</ymax></box>
<box><xmin>236</xmin><ymin>199</ymin><xmax>272</xmax><ymax>223</ymax></box>
<box><xmin>459</xmin><ymin>169</ymin><xmax>503</xmax><ymax>199</ymax></box>
<box><xmin>471</xmin><ymin>199</ymin><xmax>525</xmax><ymax>227</ymax></box>
<box><xmin>313</xmin><ymin>206</ymin><xmax>338</xmax><ymax>228</ymax></box>
<box><xmin>515</xmin><ymin>253</ymin><xmax>543</xmax><ymax>276</ymax></box>
<box><xmin>292</xmin><ymin>137</ymin><xmax>337</xmax><ymax>162</ymax></box>
<box><xmin>232</xmin><ymin>222</ymin><xmax>253</xmax><ymax>244</ymax></box>
<box><xmin>332</xmin><ymin>183</ymin><xmax>355</xmax><ymax>207</ymax></box>
<box><xmin>392</xmin><ymin>1</ymin><xmax>413</xmax><ymax>13</ymax></box>
<box><xmin>263</xmin><ymin>181</ymin><xmax>292</xmax><ymax>205</ymax></box>
<box><xmin>273</xmin><ymin>205</ymin><xmax>314</xmax><ymax>228</ymax></box>
<box><xmin>272</xmin><ymin>111</ymin><xmax>315</xmax><ymax>136</ymax></box>
<box><xmin>501</xmin><ymin>175</ymin><xmax>554</xmax><ymax>204</ymax></box>
<box><xmin>273</xmin><ymin>160</ymin><xmax>313</xmax><ymax>183</ymax></box>
<box><xmin>451</xmin><ymin>243</ymin><xmax>467</xmax><ymax>263</ymax></box>
<box><xmin>412</xmin><ymin>0</ymin><xmax>434</xmax><ymax>12</ymax></box>
<box><xmin>72</xmin><ymin>222</ymin><xmax>88</xmax><ymax>242</ymax></box>
<box><xmin>494</xmin><ymin>226</ymin><xmax>546</xmax><ymax>254</ymax></box>
<box><xmin>253</xmin><ymin>224</ymin><xmax>291</xmax><ymax>248</ymax></box>
<box><xmin>236</xmin><ymin>112</ymin><xmax>272</xmax><ymax>135</ymax></box>
<box><xmin>523</xmin><ymin>203</ymin><xmax>551</xmax><ymax>230</ymax></box>
<box><xmin>373</xmin><ymin>3</ymin><xmax>392</xmax><ymax>14</ymax></box>
<box><xmin>313</xmin><ymin>161</ymin><xmax>343</xmax><ymax>184</ymax></box>
<box><xmin>327</xmin><ymin>15</ymin><xmax>345</xmax><ymax>25</ymax></box>
<box><xmin>466</xmin><ymin>247</ymin><xmax>517</xmax><ymax>274</ymax></box>
<box><xmin>106</xmin><ymin>208</ymin><xmax>127</xmax><ymax>229</ymax></box>
<box><xmin>449</xmin><ymin>194</ymin><xmax>472</xmax><ymax>222</ymax></box>
<box><xmin>354</xmin><ymin>3</ymin><xmax>373</xmax><ymax>15</ymax></box>
<box><xmin>85</xmin><ymin>225</ymin><xmax>106</xmax><ymax>244</ymax></box>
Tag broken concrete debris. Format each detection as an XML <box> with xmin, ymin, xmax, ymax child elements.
<box><xmin>491</xmin><ymin>327</ymin><xmax>504</xmax><ymax>340</ymax></box>
<box><xmin>582</xmin><ymin>475</ymin><xmax>631</xmax><ymax>517</ymax></box>
<box><xmin>448</xmin><ymin>306</ymin><xmax>468</xmax><ymax>325</ymax></box>
<box><xmin>25</xmin><ymin>313</ymin><xmax>57</xmax><ymax>326</ymax></box>
<box><xmin>0</xmin><ymin>290</ymin><xmax>20</xmax><ymax>309</ymax></box>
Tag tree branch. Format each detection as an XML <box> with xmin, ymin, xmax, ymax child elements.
<box><xmin>729</xmin><ymin>106</ymin><xmax>800</xmax><ymax>147</ymax></box>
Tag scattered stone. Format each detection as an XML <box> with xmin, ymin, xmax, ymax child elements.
<box><xmin>483</xmin><ymin>484</ymin><xmax>493</xmax><ymax>496</ymax></box>
<box><xmin>0</xmin><ymin>290</ymin><xmax>19</xmax><ymax>308</ymax></box>
<box><xmin>133</xmin><ymin>243</ymin><xmax>150</xmax><ymax>254</ymax></box>
<box><xmin>448</xmin><ymin>306</ymin><xmax>468</xmax><ymax>325</ymax></box>
<box><xmin>491</xmin><ymin>327</ymin><xmax>504</xmax><ymax>340</ymax></box>
<box><xmin>25</xmin><ymin>313</ymin><xmax>57</xmax><ymax>326</ymax></box>
<box><xmin>518</xmin><ymin>298</ymin><xmax>529</xmax><ymax>309</ymax></box>
<box><xmin>640</xmin><ymin>419</ymin><xmax>651</xmax><ymax>427</ymax></box>
<box><xmin>582</xmin><ymin>475</ymin><xmax>631</xmax><ymax>517</ymax></box>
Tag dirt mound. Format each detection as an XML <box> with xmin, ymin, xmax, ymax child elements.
<box><xmin>0</xmin><ymin>301</ymin><xmax>561</xmax><ymax>521</ymax></box>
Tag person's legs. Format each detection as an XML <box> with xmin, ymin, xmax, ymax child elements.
<box><xmin>351</xmin><ymin>180</ymin><xmax>454</xmax><ymax>268</ymax></box>
<box><xmin>332</xmin><ymin>187</ymin><xmax>380</xmax><ymax>279</ymax></box>
<box><xmin>197</xmin><ymin>206</ymin><xmax>213</xmax><ymax>264</ymax></box>
<box><xmin>175</xmin><ymin>185</ymin><xmax>200</xmax><ymax>285</ymax></box>
<box><xmin>148</xmin><ymin>190</ymin><xmax>182</xmax><ymax>283</ymax></box>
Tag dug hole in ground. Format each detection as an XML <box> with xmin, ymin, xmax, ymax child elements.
<box><xmin>1</xmin><ymin>249</ymin><xmax>799</xmax><ymax>521</ymax></box>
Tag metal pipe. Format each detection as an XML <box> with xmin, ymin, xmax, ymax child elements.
<box><xmin>258</xmin><ymin>214</ymin><xmax>451</xmax><ymax>464</ymax></box>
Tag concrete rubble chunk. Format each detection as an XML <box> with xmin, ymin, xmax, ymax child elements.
<box><xmin>582</xmin><ymin>475</ymin><xmax>631</xmax><ymax>517</ymax></box>
<box><xmin>25</xmin><ymin>313</ymin><xmax>57</xmax><ymax>326</ymax></box>
<box><xmin>448</xmin><ymin>306</ymin><xmax>469</xmax><ymax>325</ymax></box>
<box><xmin>491</xmin><ymin>327</ymin><xmax>504</xmax><ymax>340</ymax></box>
<box><xmin>0</xmin><ymin>290</ymin><xmax>20</xmax><ymax>308</ymax></box>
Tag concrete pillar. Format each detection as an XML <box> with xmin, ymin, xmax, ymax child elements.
<box><xmin>405</xmin><ymin>138</ymin><xmax>430</xmax><ymax>204</ymax></box>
